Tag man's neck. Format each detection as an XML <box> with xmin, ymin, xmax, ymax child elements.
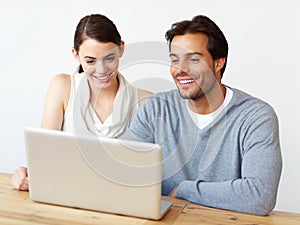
<box><xmin>188</xmin><ymin>84</ymin><xmax>226</xmax><ymax>114</ymax></box>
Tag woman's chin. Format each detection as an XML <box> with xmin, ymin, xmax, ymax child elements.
<box><xmin>93</xmin><ymin>81</ymin><xmax>111</xmax><ymax>90</ymax></box>
<box><xmin>88</xmin><ymin>72</ymin><xmax>118</xmax><ymax>90</ymax></box>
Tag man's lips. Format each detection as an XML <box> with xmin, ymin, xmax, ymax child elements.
<box><xmin>177</xmin><ymin>77</ymin><xmax>196</xmax><ymax>85</ymax></box>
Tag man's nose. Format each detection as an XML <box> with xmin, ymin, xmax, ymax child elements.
<box><xmin>174</xmin><ymin>60</ymin><xmax>190</xmax><ymax>75</ymax></box>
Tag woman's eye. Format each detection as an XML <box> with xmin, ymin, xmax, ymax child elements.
<box><xmin>105</xmin><ymin>57</ymin><xmax>115</xmax><ymax>62</ymax></box>
<box><xmin>86</xmin><ymin>60</ymin><xmax>95</xmax><ymax>65</ymax></box>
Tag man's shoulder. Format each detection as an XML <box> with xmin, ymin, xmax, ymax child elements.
<box><xmin>229</xmin><ymin>86</ymin><xmax>276</xmax><ymax>115</ymax></box>
<box><xmin>147</xmin><ymin>89</ymin><xmax>181</xmax><ymax>103</ymax></box>
<box><xmin>140</xmin><ymin>89</ymin><xmax>184</xmax><ymax>113</ymax></box>
<box><xmin>154</xmin><ymin>89</ymin><xmax>179</xmax><ymax>96</ymax></box>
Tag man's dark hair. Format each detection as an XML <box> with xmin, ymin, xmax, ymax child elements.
<box><xmin>165</xmin><ymin>15</ymin><xmax>228</xmax><ymax>77</ymax></box>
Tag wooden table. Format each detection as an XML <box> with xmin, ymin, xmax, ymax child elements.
<box><xmin>1</xmin><ymin>173</ymin><xmax>300</xmax><ymax>225</ymax></box>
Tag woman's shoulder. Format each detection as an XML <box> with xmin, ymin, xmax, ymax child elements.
<box><xmin>47</xmin><ymin>73</ymin><xmax>72</xmax><ymax>107</ymax></box>
<box><xmin>138</xmin><ymin>88</ymin><xmax>153</xmax><ymax>98</ymax></box>
<box><xmin>50</xmin><ymin>73</ymin><xmax>71</xmax><ymax>85</ymax></box>
<box><xmin>137</xmin><ymin>88</ymin><xmax>153</xmax><ymax>106</ymax></box>
<box><xmin>48</xmin><ymin>73</ymin><xmax>72</xmax><ymax>93</ymax></box>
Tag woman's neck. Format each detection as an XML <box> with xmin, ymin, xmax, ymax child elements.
<box><xmin>89</xmin><ymin>76</ymin><xmax>119</xmax><ymax>106</ymax></box>
<box><xmin>88</xmin><ymin>76</ymin><xmax>120</xmax><ymax>123</ymax></box>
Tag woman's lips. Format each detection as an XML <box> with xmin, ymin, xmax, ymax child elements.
<box><xmin>92</xmin><ymin>73</ymin><xmax>113</xmax><ymax>83</ymax></box>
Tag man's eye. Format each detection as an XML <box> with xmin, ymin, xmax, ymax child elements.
<box><xmin>171</xmin><ymin>59</ymin><xmax>179</xmax><ymax>64</ymax></box>
<box><xmin>189</xmin><ymin>58</ymin><xmax>200</xmax><ymax>63</ymax></box>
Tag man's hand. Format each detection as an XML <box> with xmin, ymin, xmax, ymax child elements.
<box><xmin>11</xmin><ymin>166</ymin><xmax>29</xmax><ymax>191</ymax></box>
<box><xmin>169</xmin><ymin>186</ymin><xmax>178</xmax><ymax>197</ymax></box>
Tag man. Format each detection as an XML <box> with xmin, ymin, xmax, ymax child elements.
<box><xmin>127</xmin><ymin>15</ymin><xmax>282</xmax><ymax>215</ymax></box>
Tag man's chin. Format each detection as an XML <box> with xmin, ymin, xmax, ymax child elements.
<box><xmin>178</xmin><ymin>89</ymin><xmax>203</xmax><ymax>100</ymax></box>
<box><xmin>179</xmin><ymin>92</ymin><xmax>191</xmax><ymax>99</ymax></box>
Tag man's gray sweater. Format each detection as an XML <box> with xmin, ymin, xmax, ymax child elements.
<box><xmin>128</xmin><ymin>87</ymin><xmax>282</xmax><ymax>215</ymax></box>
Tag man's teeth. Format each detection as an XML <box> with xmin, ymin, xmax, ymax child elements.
<box><xmin>179</xmin><ymin>79</ymin><xmax>194</xmax><ymax>84</ymax></box>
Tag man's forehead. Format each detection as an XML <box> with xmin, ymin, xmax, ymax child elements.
<box><xmin>170</xmin><ymin>44</ymin><xmax>195</xmax><ymax>55</ymax></box>
<box><xmin>170</xmin><ymin>33</ymin><xmax>208</xmax><ymax>54</ymax></box>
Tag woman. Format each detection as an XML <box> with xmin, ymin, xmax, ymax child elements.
<box><xmin>12</xmin><ymin>14</ymin><xmax>152</xmax><ymax>191</ymax></box>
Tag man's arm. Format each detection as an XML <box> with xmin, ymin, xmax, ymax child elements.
<box><xmin>176</xmin><ymin>107</ymin><xmax>282</xmax><ymax>216</ymax></box>
<box><xmin>123</xmin><ymin>92</ymin><xmax>158</xmax><ymax>143</ymax></box>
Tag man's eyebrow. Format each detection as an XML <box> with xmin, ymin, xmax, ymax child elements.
<box><xmin>169</xmin><ymin>53</ymin><xmax>177</xmax><ymax>57</ymax></box>
<box><xmin>169</xmin><ymin>52</ymin><xmax>203</xmax><ymax>57</ymax></box>
<box><xmin>84</xmin><ymin>56</ymin><xmax>96</xmax><ymax>59</ymax></box>
<box><xmin>186</xmin><ymin>52</ymin><xmax>203</xmax><ymax>56</ymax></box>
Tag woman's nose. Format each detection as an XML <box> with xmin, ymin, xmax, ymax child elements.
<box><xmin>95</xmin><ymin>61</ymin><xmax>108</xmax><ymax>74</ymax></box>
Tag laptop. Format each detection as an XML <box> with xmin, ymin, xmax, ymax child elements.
<box><xmin>24</xmin><ymin>127</ymin><xmax>172</xmax><ymax>220</ymax></box>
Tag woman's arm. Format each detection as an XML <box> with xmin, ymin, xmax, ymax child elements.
<box><xmin>41</xmin><ymin>74</ymin><xmax>71</xmax><ymax>130</ymax></box>
<box><xmin>11</xmin><ymin>74</ymin><xmax>71</xmax><ymax>191</ymax></box>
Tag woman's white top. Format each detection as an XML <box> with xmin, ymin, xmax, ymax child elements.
<box><xmin>62</xmin><ymin>72</ymin><xmax>140</xmax><ymax>137</ymax></box>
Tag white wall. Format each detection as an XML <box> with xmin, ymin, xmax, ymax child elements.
<box><xmin>0</xmin><ymin>0</ymin><xmax>299</xmax><ymax>213</ymax></box>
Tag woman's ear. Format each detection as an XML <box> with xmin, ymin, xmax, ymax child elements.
<box><xmin>72</xmin><ymin>48</ymin><xmax>80</xmax><ymax>63</ymax></box>
<box><xmin>118</xmin><ymin>41</ymin><xmax>125</xmax><ymax>57</ymax></box>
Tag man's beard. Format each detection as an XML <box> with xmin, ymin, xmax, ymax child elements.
<box><xmin>177</xmin><ymin>67</ymin><xmax>217</xmax><ymax>100</ymax></box>
<box><xmin>177</xmin><ymin>84</ymin><xmax>205</xmax><ymax>99</ymax></box>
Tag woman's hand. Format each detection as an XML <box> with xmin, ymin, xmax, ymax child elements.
<box><xmin>11</xmin><ymin>166</ymin><xmax>29</xmax><ymax>191</ymax></box>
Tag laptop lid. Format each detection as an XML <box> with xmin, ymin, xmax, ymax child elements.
<box><xmin>25</xmin><ymin>127</ymin><xmax>172</xmax><ymax>220</ymax></box>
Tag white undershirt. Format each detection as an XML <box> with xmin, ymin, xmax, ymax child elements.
<box><xmin>187</xmin><ymin>86</ymin><xmax>233</xmax><ymax>129</ymax></box>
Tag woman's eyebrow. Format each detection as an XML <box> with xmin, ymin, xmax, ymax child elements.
<box><xmin>103</xmin><ymin>53</ymin><xmax>115</xmax><ymax>58</ymax></box>
<box><xmin>83</xmin><ymin>52</ymin><xmax>115</xmax><ymax>60</ymax></box>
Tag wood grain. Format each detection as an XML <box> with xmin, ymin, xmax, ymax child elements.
<box><xmin>1</xmin><ymin>173</ymin><xmax>300</xmax><ymax>225</ymax></box>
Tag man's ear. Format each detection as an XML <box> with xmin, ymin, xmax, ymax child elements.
<box><xmin>214</xmin><ymin>57</ymin><xmax>226</xmax><ymax>72</ymax></box>
<box><xmin>118</xmin><ymin>41</ymin><xmax>125</xmax><ymax>57</ymax></box>
<box><xmin>72</xmin><ymin>48</ymin><xmax>80</xmax><ymax>63</ymax></box>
